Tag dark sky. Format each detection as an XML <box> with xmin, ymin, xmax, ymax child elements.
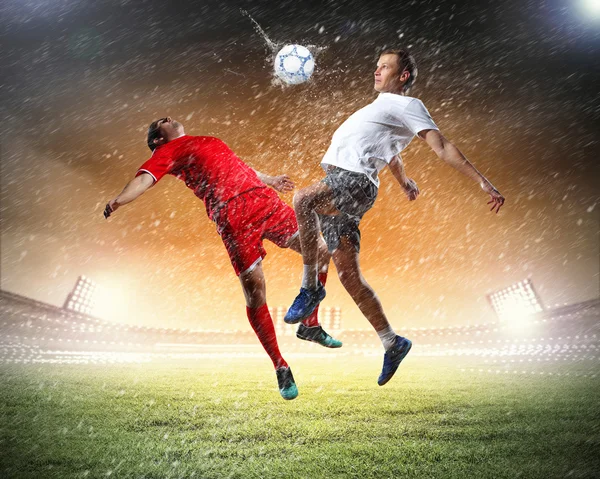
<box><xmin>1</xmin><ymin>0</ymin><xmax>599</xmax><ymax>329</ymax></box>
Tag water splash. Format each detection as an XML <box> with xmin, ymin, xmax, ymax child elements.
<box><xmin>241</xmin><ymin>10</ymin><xmax>327</xmax><ymax>57</ymax></box>
<box><xmin>240</xmin><ymin>9</ymin><xmax>328</xmax><ymax>87</ymax></box>
<box><xmin>241</xmin><ymin>10</ymin><xmax>278</xmax><ymax>52</ymax></box>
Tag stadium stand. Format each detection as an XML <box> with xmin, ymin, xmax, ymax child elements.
<box><xmin>1</xmin><ymin>289</ymin><xmax>598</xmax><ymax>366</ymax></box>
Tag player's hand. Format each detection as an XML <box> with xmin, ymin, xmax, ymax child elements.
<box><xmin>402</xmin><ymin>178</ymin><xmax>419</xmax><ymax>201</ymax></box>
<box><xmin>103</xmin><ymin>200</ymin><xmax>119</xmax><ymax>219</ymax></box>
<box><xmin>270</xmin><ymin>174</ymin><xmax>295</xmax><ymax>193</ymax></box>
<box><xmin>481</xmin><ymin>181</ymin><xmax>505</xmax><ymax>213</ymax></box>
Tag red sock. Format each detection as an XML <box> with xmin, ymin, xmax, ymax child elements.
<box><xmin>302</xmin><ymin>271</ymin><xmax>328</xmax><ymax>328</ymax></box>
<box><xmin>246</xmin><ymin>304</ymin><xmax>288</xmax><ymax>369</ymax></box>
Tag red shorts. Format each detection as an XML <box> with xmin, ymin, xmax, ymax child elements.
<box><xmin>215</xmin><ymin>187</ymin><xmax>298</xmax><ymax>276</ymax></box>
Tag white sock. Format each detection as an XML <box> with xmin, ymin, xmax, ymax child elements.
<box><xmin>301</xmin><ymin>264</ymin><xmax>318</xmax><ymax>290</ymax></box>
<box><xmin>377</xmin><ymin>325</ymin><xmax>398</xmax><ymax>351</ymax></box>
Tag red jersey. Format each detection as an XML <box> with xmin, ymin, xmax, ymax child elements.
<box><xmin>136</xmin><ymin>135</ymin><xmax>266</xmax><ymax>220</ymax></box>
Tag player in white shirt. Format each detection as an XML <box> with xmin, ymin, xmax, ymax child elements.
<box><xmin>284</xmin><ymin>49</ymin><xmax>505</xmax><ymax>386</ymax></box>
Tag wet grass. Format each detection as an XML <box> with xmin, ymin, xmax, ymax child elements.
<box><xmin>1</xmin><ymin>356</ymin><xmax>599</xmax><ymax>478</ymax></box>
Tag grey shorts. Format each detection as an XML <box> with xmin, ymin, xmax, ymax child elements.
<box><xmin>319</xmin><ymin>167</ymin><xmax>378</xmax><ymax>253</ymax></box>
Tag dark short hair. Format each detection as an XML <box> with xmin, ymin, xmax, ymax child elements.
<box><xmin>147</xmin><ymin>118</ymin><xmax>167</xmax><ymax>151</ymax></box>
<box><xmin>379</xmin><ymin>49</ymin><xmax>418</xmax><ymax>93</ymax></box>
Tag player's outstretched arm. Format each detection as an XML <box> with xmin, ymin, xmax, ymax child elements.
<box><xmin>104</xmin><ymin>172</ymin><xmax>155</xmax><ymax>218</ymax></box>
<box><xmin>252</xmin><ymin>169</ymin><xmax>295</xmax><ymax>193</ymax></box>
<box><xmin>420</xmin><ymin>129</ymin><xmax>505</xmax><ymax>213</ymax></box>
<box><xmin>389</xmin><ymin>155</ymin><xmax>419</xmax><ymax>201</ymax></box>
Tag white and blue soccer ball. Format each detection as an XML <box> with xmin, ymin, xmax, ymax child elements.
<box><xmin>274</xmin><ymin>44</ymin><xmax>314</xmax><ymax>85</ymax></box>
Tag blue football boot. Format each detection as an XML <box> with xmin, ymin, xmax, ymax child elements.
<box><xmin>284</xmin><ymin>283</ymin><xmax>326</xmax><ymax>324</ymax></box>
<box><xmin>377</xmin><ymin>336</ymin><xmax>412</xmax><ymax>386</ymax></box>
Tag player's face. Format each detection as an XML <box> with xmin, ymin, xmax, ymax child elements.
<box><xmin>374</xmin><ymin>54</ymin><xmax>408</xmax><ymax>94</ymax></box>
<box><xmin>156</xmin><ymin>117</ymin><xmax>183</xmax><ymax>138</ymax></box>
<box><xmin>150</xmin><ymin>117</ymin><xmax>185</xmax><ymax>149</ymax></box>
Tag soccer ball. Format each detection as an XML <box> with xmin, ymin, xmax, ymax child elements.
<box><xmin>274</xmin><ymin>44</ymin><xmax>314</xmax><ymax>85</ymax></box>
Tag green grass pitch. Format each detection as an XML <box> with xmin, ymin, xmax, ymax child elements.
<box><xmin>1</xmin><ymin>356</ymin><xmax>599</xmax><ymax>478</ymax></box>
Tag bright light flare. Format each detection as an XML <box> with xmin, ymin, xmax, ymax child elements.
<box><xmin>93</xmin><ymin>284</ymin><xmax>129</xmax><ymax>321</ymax></box>
<box><xmin>582</xmin><ymin>0</ymin><xmax>600</xmax><ymax>15</ymax></box>
<box><xmin>501</xmin><ymin>297</ymin><xmax>536</xmax><ymax>334</ymax></box>
<box><xmin>487</xmin><ymin>279</ymin><xmax>544</xmax><ymax>333</ymax></box>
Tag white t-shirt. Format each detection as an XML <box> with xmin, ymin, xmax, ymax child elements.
<box><xmin>321</xmin><ymin>93</ymin><xmax>439</xmax><ymax>187</ymax></box>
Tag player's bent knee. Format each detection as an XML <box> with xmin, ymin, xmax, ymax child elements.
<box><xmin>338</xmin><ymin>270</ymin><xmax>360</xmax><ymax>291</ymax></box>
<box><xmin>318</xmin><ymin>243</ymin><xmax>331</xmax><ymax>263</ymax></box>
<box><xmin>240</xmin><ymin>271</ymin><xmax>267</xmax><ymax>307</ymax></box>
<box><xmin>293</xmin><ymin>190</ymin><xmax>311</xmax><ymax>211</ymax></box>
<box><xmin>242</xmin><ymin>286</ymin><xmax>266</xmax><ymax>308</ymax></box>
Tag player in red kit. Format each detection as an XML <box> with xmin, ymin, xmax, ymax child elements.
<box><xmin>104</xmin><ymin>117</ymin><xmax>341</xmax><ymax>400</ymax></box>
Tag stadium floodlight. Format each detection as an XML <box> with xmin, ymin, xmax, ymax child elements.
<box><xmin>487</xmin><ymin>279</ymin><xmax>544</xmax><ymax>329</ymax></box>
<box><xmin>321</xmin><ymin>307</ymin><xmax>333</xmax><ymax>330</ymax></box>
<box><xmin>332</xmin><ymin>307</ymin><xmax>342</xmax><ymax>331</ymax></box>
<box><xmin>63</xmin><ymin>275</ymin><xmax>97</xmax><ymax>316</ymax></box>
